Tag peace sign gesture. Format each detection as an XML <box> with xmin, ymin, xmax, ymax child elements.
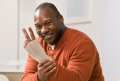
<box><xmin>22</xmin><ymin>27</ymin><xmax>36</xmax><ymax>48</ymax></box>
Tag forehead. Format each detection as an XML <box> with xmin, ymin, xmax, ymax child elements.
<box><xmin>34</xmin><ymin>7</ymin><xmax>55</xmax><ymax>21</ymax></box>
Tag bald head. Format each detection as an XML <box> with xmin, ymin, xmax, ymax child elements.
<box><xmin>35</xmin><ymin>2</ymin><xmax>60</xmax><ymax>18</ymax></box>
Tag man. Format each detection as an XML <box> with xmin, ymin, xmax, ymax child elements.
<box><xmin>21</xmin><ymin>2</ymin><xmax>104</xmax><ymax>81</ymax></box>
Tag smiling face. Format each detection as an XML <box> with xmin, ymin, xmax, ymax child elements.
<box><xmin>34</xmin><ymin>7</ymin><xmax>65</xmax><ymax>45</ymax></box>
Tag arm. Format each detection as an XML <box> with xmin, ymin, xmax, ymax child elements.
<box><xmin>21</xmin><ymin>27</ymin><xmax>39</xmax><ymax>81</ymax></box>
<box><xmin>21</xmin><ymin>54</ymin><xmax>56</xmax><ymax>81</ymax></box>
<box><xmin>21</xmin><ymin>54</ymin><xmax>39</xmax><ymax>81</ymax></box>
<box><xmin>21</xmin><ymin>27</ymin><xmax>56</xmax><ymax>81</ymax></box>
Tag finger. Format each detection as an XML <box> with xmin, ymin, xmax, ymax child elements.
<box><xmin>45</xmin><ymin>62</ymin><xmax>56</xmax><ymax>72</ymax></box>
<box><xmin>40</xmin><ymin>62</ymin><xmax>56</xmax><ymax>74</ymax></box>
<box><xmin>23</xmin><ymin>40</ymin><xmax>29</xmax><ymax>48</ymax></box>
<box><xmin>38</xmin><ymin>61</ymin><xmax>53</xmax><ymax>73</ymax></box>
<box><xmin>24</xmin><ymin>40</ymin><xmax>28</xmax><ymax>44</ymax></box>
<box><xmin>28</xmin><ymin>27</ymin><xmax>36</xmax><ymax>40</ymax></box>
<box><xmin>22</xmin><ymin>28</ymin><xmax>31</xmax><ymax>41</ymax></box>
<box><xmin>23</xmin><ymin>45</ymin><xmax>26</xmax><ymax>48</ymax></box>
<box><xmin>37</xmin><ymin>60</ymin><xmax>50</xmax><ymax>75</ymax></box>
<box><xmin>38</xmin><ymin>59</ymin><xmax>50</xmax><ymax>67</ymax></box>
<box><xmin>45</xmin><ymin>67</ymin><xmax>56</xmax><ymax>76</ymax></box>
<box><xmin>23</xmin><ymin>44</ymin><xmax>28</xmax><ymax>48</ymax></box>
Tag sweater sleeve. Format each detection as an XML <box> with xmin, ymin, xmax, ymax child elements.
<box><xmin>21</xmin><ymin>54</ymin><xmax>39</xmax><ymax>81</ymax></box>
<box><xmin>48</xmin><ymin>40</ymin><xmax>96</xmax><ymax>81</ymax></box>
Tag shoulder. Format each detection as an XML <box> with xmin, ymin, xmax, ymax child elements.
<box><xmin>66</xmin><ymin>27</ymin><xmax>94</xmax><ymax>46</ymax></box>
<box><xmin>67</xmin><ymin>27</ymin><xmax>91</xmax><ymax>40</ymax></box>
<box><xmin>66</xmin><ymin>27</ymin><xmax>97</xmax><ymax>55</ymax></box>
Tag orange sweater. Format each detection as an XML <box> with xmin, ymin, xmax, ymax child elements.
<box><xmin>21</xmin><ymin>27</ymin><xmax>104</xmax><ymax>81</ymax></box>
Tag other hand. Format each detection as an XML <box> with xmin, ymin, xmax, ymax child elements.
<box><xmin>37</xmin><ymin>60</ymin><xmax>56</xmax><ymax>81</ymax></box>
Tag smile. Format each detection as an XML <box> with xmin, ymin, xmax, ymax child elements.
<box><xmin>44</xmin><ymin>34</ymin><xmax>53</xmax><ymax>40</ymax></box>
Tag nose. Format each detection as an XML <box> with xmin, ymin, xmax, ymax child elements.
<box><xmin>41</xmin><ymin>26</ymin><xmax>48</xmax><ymax>34</ymax></box>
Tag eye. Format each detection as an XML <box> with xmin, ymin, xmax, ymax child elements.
<box><xmin>46</xmin><ymin>22</ymin><xmax>51</xmax><ymax>26</ymax></box>
<box><xmin>35</xmin><ymin>25</ymin><xmax>42</xmax><ymax>29</ymax></box>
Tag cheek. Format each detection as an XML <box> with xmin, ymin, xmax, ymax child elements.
<box><xmin>36</xmin><ymin>29</ymin><xmax>41</xmax><ymax>35</ymax></box>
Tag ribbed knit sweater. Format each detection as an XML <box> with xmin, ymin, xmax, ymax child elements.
<box><xmin>21</xmin><ymin>27</ymin><xmax>104</xmax><ymax>81</ymax></box>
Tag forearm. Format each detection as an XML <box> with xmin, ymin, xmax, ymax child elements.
<box><xmin>21</xmin><ymin>54</ymin><xmax>39</xmax><ymax>81</ymax></box>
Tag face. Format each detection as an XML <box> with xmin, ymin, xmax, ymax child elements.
<box><xmin>34</xmin><ymin>7</ymin><xmax>65</xmax><ymax>45</ymax></box>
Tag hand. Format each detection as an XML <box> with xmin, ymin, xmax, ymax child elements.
<box><xmin>37</xmin><ymin>60</ymin><xmax>56</xmax><ymax>81</ymax></box>
<box><xmin>22</xmin><ymin>27</ymin><xmax>35</xmax><ymax>47</ymax></box>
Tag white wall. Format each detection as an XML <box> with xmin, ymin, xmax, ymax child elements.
<box><xmin>102</xmin><ymin>0</ymin><xmax>120</xmax><ymax>81</ymax></box>
<box><xmin>0</xmin><ymin>0</ymin><xmax>18</xmax><ymax>69</ymax></box>
<box><xmin>18</xmin><ymin>0</ymin><xmax>36</xmax><ymax>62</ymax></box>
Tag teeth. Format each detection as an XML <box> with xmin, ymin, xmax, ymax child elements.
<box><xmin>45</xmin><ymin>34</ymin><xmax>52</xmax><ymax>39</ymax></box>
<box><xmin>42</xmin><ymin>33</ymin><xmax>52</xmax><ymax>38</ymax></box>
<box><xmin>46</xmin><ymin>34</ymin><xmax>50</xmax><ymax>37</ymax></box>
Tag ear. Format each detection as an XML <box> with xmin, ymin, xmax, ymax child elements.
<box><xmin>59</xmin><ymin>15</ymin><xmax>64</xmax><ymax>23</ymax></box>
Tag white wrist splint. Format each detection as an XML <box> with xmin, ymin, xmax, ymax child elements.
<box><xmin>25</xmin><ymin>40</ymin><xmax>52</xmax><ymax>62</ymax></box>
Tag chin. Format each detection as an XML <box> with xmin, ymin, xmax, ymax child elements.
<box><xmin>44</xmin><ymin>38</ymin><xmax>55</xmax><ymax>45</ymax></box>
<box><xmin>45</xmin><ymin>41</ymin><xmax>52</xmax><ymax>45</ymax></box>
<box><xmin>48</xmin><ymin>41</ymin><xmax>55</xmax><ymax>45</ymax></box>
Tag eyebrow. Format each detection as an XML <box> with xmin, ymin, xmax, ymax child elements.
<box><xmin>34</xmin><ymin>19</ymin><xmax>53</xmax><ymax>25</ymax></box>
